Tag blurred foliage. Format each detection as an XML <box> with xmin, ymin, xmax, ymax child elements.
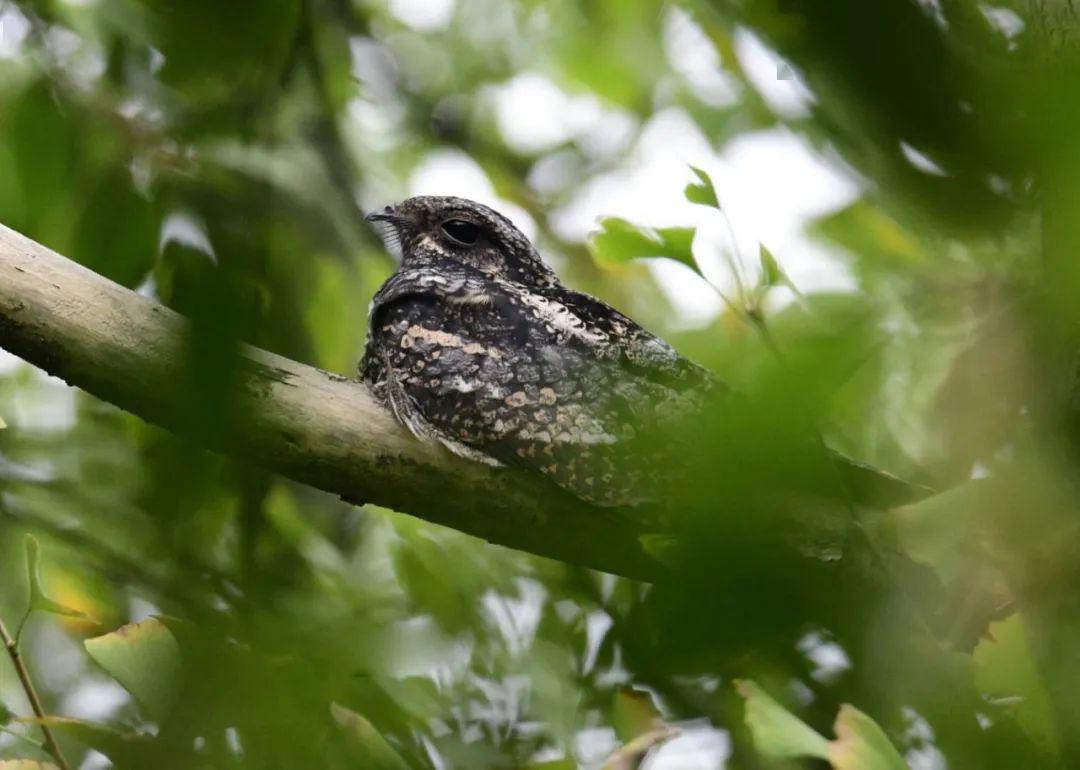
<box><xmin>0</xmin><ymin>0</ymin><xmax>1080</xmax><ymax>768</ymax></box>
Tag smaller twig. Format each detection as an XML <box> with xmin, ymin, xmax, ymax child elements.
<box><xmin>715</xmin><ymin>203</ymin><xmax>748</xmax><ymax>297</ymax></box>
<box><xmin>12</xmin><ymin>608</ymin><xmax>31</xmax><ymax>647</ymax></box>
<box><xmin>697</xmin><ymin>270</ymin><xmax>783</xmax><ymax>356</ymax></box>
<box><xmin>745</xmin><ymin>309</ymin><xmax>786</xmax><ymax>362</ymax></box>
<box><xmin>0</xmin><ymin>723</ymin><xmax>45</xmax><ymax>752</ymax></box>
<box><xmin>602</xmin><ymin>726</ymin><xmax>681</xmax><ymax>770</ymax></box>
<box><xmin>0</xmin><ymin>617</ymin><xmax>69</xmax><ymax>770</ymax></box>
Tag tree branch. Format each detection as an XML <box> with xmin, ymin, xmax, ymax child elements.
<box><xmin>0</xmin><ymin>223</ymin><xmax>658</xmax><ymax>580</ymax></box>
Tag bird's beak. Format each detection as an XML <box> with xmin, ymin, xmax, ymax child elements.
<box><xmin>365</xmin><ymin>205</ymin><xmax>402</xmax><ymax>224</ymax></box>
<box><xmin>366</xmin><ymin>205</ymin><xmax>408</xmax><ymax>258</ymax></box>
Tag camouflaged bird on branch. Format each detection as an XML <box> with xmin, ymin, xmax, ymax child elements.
<box><xmin>361</xmin><ymin>196</ymin><xmax>713</xmax><ymax>507</ymax></box>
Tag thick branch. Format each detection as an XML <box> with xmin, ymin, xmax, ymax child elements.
<box><xmin>0</xmin><ymin>224</ymin><xmax>656</xmax><ymax>579</ymax></box>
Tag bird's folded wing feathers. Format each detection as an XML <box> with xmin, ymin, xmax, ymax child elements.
<box><xmin>364</xmin><ymin>268</ymin><xmax>709</xmax><ymax>505</ymax></box>
<box><xmin>543</xmin><ymin>286</ymin><xmax>716</xmax><ymax>390</ymax></box>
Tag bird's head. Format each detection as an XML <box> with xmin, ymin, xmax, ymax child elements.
<box><xmin>367</xmin><ymin>196</ymin><xmax>556</xmax><ymax>286</ymax></box>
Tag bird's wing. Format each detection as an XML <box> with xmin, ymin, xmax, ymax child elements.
<box><xmin>513</xmin><ymin>282</ymin><xmax>716</xmax><ymax>391</ymax></box>
<box><xmin>363</xmin><ymin>267</ymin><xmax>709</xmax><ymax>505</ymax></box>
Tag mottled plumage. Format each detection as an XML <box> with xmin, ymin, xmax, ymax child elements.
<box><xmin>360</xmin><ymin>196</ymin><xmax>712</xmax><ymax>505</ymax></box>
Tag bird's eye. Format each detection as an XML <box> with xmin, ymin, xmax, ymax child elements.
<box><xmin>441</xmin><ymin>219</ymin><xmax>480</xmax><ymax>246</ymax></box>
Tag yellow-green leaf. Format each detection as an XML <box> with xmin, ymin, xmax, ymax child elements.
<box><xmin>638</xmin><ymin>533</ymin><xmax>679</xmax><ymax>569</ymax></box>
<box><xmin>827</xmin><ymin>705</ymin><xmax>908</xmax><ymax>770</ymax></box>
<box><xmin>84</xmin><ymin>618</ymin><xmax>181</xmax><ymax>723</ymax></box>
<box><xmin>808</xmin><ymin>199</ymin><xmax>925</xmax><ymax>268</ymax></box>
<box><xmin>24</xmin><ymin>535</ymin><xmax>86</xmax><ymax>620</ymax></box>
<box><xmin>331</xmin><ymin>702</ymin><xmax>411</xmax><ymax>770</ymax></box>
<box><xmin>736</xmin><ymin>679</ymin><xmax>829</xmax><ymax>760</ymax></box>
<box><xmin>974</xmin><ymin>614</ymin><xmax>1058</xmax><ymax>756</ymax></box>
<box><xmin>613</xmin><ymin>687</ymin><xmax>664</xmax><ymax>743</ymax></box>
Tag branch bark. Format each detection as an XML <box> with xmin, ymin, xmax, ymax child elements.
<box><xmin>0</xmin><ymin>223</ymin><xmax>658</xmax><ymax>580</ymax></box>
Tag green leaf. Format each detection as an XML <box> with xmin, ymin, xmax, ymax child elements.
<box><xmin>738</xmin><ymin>682</ymin><xmax>906</xmax><ymax>769</ymax></box>
<box><xmin>23</xmin><ymin>536</ymin><xmax>85</xmax><ymax>620</ymax></box>
<box><xmin>331</xmin><ymin>702</ymin><xmax>411</xmax><ymax>770</ymax></box>
<box><xmin>826</xmin><ymin>705</ymin><xmax>908</xmax><ymax>770</ymax></box>
<box><xmin>588</xmin><ymin>217</ymin><xmax>698</xmax><ymax>274</ymax></box>
<box><xmin>638</xmin><ymin>533</ymin><xmax>679</xmax><ymax>569</ymax></box>
<box><xmin>974</xmin><ymin>614</ymin><xmax>1058</xmax><ymax>756</ymax></box>
<box><xmin>613</xmin><ymin>687</ymin><xmax>663</xmax><ymax>743</ymax></box>
<box><xmin>0</xmin><ymin>761</ymin><xmax>60</xmax><ymax>770</ymax></box>
<box><xmin>759</xmin><ymin>244</ymin><xmax>784</xmax><ymax>288</ymax></box>
<box><xmin>808</xmin><ymin>199</ymin><xmax>925</xmax><ymax>269</ymax></box>
<box><xmin>736</xmin><ymin>680</ymin><xmax>829</xmax><ymax>760</ymax></box>
<box><xmin>73</xmin><ymin>172</ymin><xmax>159</xmax><ymax>288</ymax></box>
<box><xmin>84</xmin><ymin>618</ymin><xmax>181</xmax><ymax>723</ymax></box>
<box><xmin>6</xmin><ymin>82</ymin><xmax>76</xmax><ymax>236</ymax></box>
<box><xmin>21</xmin><ymin>717</ymin><xmax>151</xmax><ymax>766</ymax></box>
<box><xmin>148</xmin><ymin>0</ymin><xmax>301</xmax><ymax>106</ymax></box>
<box><xmin>684</xmin><ymin>165</ymin><xmax>720</xmax><ymax>208</ymax></box>
<box><xmin>893</xmin><ymin>480</ymin><xmax>989</xmax><ymax>585</ymax></box>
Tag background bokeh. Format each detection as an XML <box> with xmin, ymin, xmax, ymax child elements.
<box><xmin>0</xmin><ymin>0</ymin><xmax>1076</xmax><ymax>768</ymax></box>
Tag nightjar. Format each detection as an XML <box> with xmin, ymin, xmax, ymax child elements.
<box><xmin>360</xmin><ymin>196</ymin><xmax>713</xmax><ymax>506</ymax></box>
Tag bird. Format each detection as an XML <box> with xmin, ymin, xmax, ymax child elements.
<box><xmin>360</xmin><ymin>196</ymin><xmax>713</xmax><ymax>506</ymax></box>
